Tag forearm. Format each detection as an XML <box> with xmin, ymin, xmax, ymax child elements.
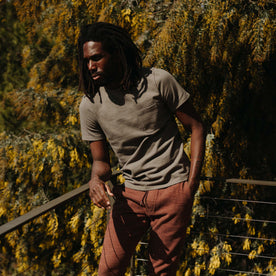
<box><xmin>188</xmin><ymin>124</ymin><xmax>206</xmax><ymax>193</ymax></box>
<box><xmin>91</xmin><ymin>160</ymin><xmax>112</xmax><ymax>182</ymax></box>
<box><xmin>89</xmin><ymin>161</ymin><xmax>113</xmax><ymax>209</ymax></box>
<box><xmin>88</xmin><ymin>140</ymin><xmax>113</xmax><ymax>209</ymax></box>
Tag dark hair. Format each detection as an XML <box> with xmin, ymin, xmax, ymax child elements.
<box><xmin>78</xmin><ymin>22</ymin><xmax>142</xmax><ymax>100</ymax></box>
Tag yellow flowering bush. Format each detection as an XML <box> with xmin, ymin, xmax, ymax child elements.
<box><xmin>1</xmin><ymin>0</ymin><xmax>275</xmax><ymax>275</ymax></box>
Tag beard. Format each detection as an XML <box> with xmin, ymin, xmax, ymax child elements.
<box><xmin>91</xmin><ymin>71</ymin><xmax>118</xmax><ymax>89</ymax></box>
<box><xmin>90</xmin><ymin>72</ymin><xmax>108</xmax><ymax>87</ymax></box>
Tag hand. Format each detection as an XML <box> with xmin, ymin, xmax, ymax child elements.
<box><xmin>89</xmin><ymin>176</ymin><xmax>114</xmax><ymax>209</ymax></box>
<box><xmin>184</xmin><ymin>179</ymin><xmax>199</xmax><ymax>199</ymax></box>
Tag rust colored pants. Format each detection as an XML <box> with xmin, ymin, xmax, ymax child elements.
<box><xmin>98</xmin><ymin>182</ymin><xmax>193</xmax><ymax>276</ymax></box>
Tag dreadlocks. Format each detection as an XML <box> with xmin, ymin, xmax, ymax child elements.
<box><xmin>78</xmin><ymin>22</ymin><xmax>143</xmax><ymax>100</ymax></box>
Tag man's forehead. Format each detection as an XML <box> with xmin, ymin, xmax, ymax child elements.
<box><xmin>83</xmin><ymin>41</ymin><xmax>102</xmax><ymax>50</ymax></box>
<box><xmin>83</xmin><ymin>41</ymin><xmax>104</xmax><ymax>56</ymax></box>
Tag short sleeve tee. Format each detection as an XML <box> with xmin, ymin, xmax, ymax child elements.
<box><xmin>79</xmin><ymin>68</ymin><xmax>190</xmax><ymax>191</ymax></box>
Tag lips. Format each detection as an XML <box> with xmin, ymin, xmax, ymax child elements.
<box><xmin>91</xmin><ymin>73</ymin><xmax>102</xmax><ymax>80</ymax></box>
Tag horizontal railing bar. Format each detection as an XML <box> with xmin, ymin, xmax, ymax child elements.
<box><xmin>191</xmin><ymin>231</ymin><xmax>276</xmax><ymax>242</ymax></box>
<box><xmin>206</xmin><ymin>215</ymin><xmax>276</xmax><ymax>224</ymax></box>
<box><xmin>226</xmin><ymin>178</ymin><xmax>276</xmax><ymax>186</ymax></box>
<box><xmin>0</xmin><ymin>169</ymin><xmax>122</xmax><ymax>237</ymax></box>
<box><xmin>184</xmin><ymin>247</ymin><xmax>276</xmax><ymax>260</ymax></box>
<box><xmin>217</xmin><ymin>268</ymin><xmax>271</xmax><ymax>276</ymax></box>
<box><xmin>201</xmin><ymin>177</ymin><xmax>276</xmax><ymax>186</ymax></box>
<box><xmin>0</xmin><ymin>183</ymin><xmax>89</xmax><ymax>237</ymax></box>
<box><xmin>200</xmin><ymin>196</ymin><xmax>276</xmax><ymax>205</ymax></box>
<box><xmin>136</xmin><ymin>258</ymin><xmax>149</xmax><ymax>262</ymax></box>
<box><xmin>230</xmin><ymin>251</ymin><xmax>276</xmax><ymax>260</ymax></box>
<box><xmin>139</xmin><ymin>242</ymin><xmax>149</xmax><ymax>245</ymax></box>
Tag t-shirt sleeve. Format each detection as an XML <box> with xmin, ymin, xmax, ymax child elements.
<box><xmin>153</xmin><ymin>68</ymin><xmax>190</xmax><ymax>112</ymax></box>
<box><xmin>79</xmin><ymin>96</ymin><xmax>106</xmax><ymax>141</ymax></box>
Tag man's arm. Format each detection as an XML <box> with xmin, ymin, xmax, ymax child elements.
<box><xmin>175</xmin><ymin>99</ymin><xmax>206</xmax><ymax>197</ymax></box>
<box><xmin>89</xmin><ymin>140</ymin><xmax>113</xmax><ymax>209</ymax></box>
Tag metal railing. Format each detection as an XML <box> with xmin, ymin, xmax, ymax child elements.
<box><xmin>1</xmin><ymin>176</ymin><xmax>275</xmax><ymax>275</ymax></box>
<box><xmin>129</xmin><ymin>178</ymin><xmax>276</xmax><ymax>276</ymax></box>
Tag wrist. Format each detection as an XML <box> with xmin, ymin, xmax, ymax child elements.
<box><xmin>187</xmin><ymin>179</ymin><xmax>200</xmax><ymax>196</ymax></box>
<box><xmin>90</xmin><ymin>175</ymin><xmax>105</xmax><ymax>186</ymax></box>
<box><xmin>188</xmin><ymin>177</ymin><xmax>200</xmax><ymax>186</ymax></box>
<box><xmin>92</xmin><ymin>161</ymin><xmax>112</xmax><ymax>181</ymax></box>
<box><xmin>91</xmin><ymin>171</ymin><xmax>111</xmax><ymax>182</ymax></box>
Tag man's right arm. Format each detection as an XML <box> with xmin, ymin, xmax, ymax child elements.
<box><xmin>89</xmin><ymin>140</ymin><xmax>113</xmax><ymax>209</ymax></box>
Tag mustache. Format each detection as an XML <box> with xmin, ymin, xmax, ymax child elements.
<box><xmin>90</xmin><ymin>72</ymin><xmax>103</xmax><ymax>78</ymax></box>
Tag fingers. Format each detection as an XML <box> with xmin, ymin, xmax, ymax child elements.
<box><xmin>89</xmin><ymin>179</ymin><xmax>112</xmax><ymax>209</ymax></box>
<box><xmin>105</xmin><ymin>183</ymin><xmax>114</xmax><ymax>197</ymax></box>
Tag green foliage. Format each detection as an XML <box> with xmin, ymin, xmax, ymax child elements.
<box><xmin>0</xmin><ymin>1</ymin><xmax>29</xmax><ymax>130</ymax></box>
<box><xmin>0</xmin><ymin>1</ymin><xmax>29</xmax><ymax>96</ymax></box>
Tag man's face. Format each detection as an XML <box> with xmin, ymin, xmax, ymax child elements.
<box><xmin>83</xmin><ymin>41</ymin><xmax>121</xmax><ymax>89</ymax></box>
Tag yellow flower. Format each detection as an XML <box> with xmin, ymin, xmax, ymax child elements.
<box><xmin>184</xmin><ymin>268</ymin><xmax>192</xmax><ymax>276</ymax></box>
<box><xmin>69</xmin><ymin>213</ymin><xmax>80</xmax><ymax>233</ymax></box>
<box><xmin>57</xmin><ymin>146</ymin><xmax>65</xmax><ymax>159</ymax></box>
<box><xmin>223</xmin><ymin>242</ymin><xmax>232</xmax><ymax>252</ymax></box>
<box><xmin>70</xmin><ymin>148</ymin><xmax>80</xmax><ymax>167</ymax></box>
<box><xmin>118</xmin><ymin>174</ymin><xmax>125</xmax><ymax>184</ymax></box>
<box><xmin>245</xmin><ymin>213</ymin><xmax>252</xmax><ymax>221</ymax></box>
<box><xmin>72</xmin><ymin>251</ymin><xmax>82</xmax><ymax>263</ymax></box>
<box><xmin>248</xmin><ymin>250</ymin><xmax>257</xmax><ymax>259</ymax></box>
<box><xmin>248</xmin><ymin>225</ymin><xmax>256</xmax><ymax>235</ymax></box>
<box><xmin>198</xmin><ymin>241</ymin><xmax>209</xmax><ymax>256</ymax></box>
<box><xmin>233</xmin><ymin>213</ymin><xmax>241</xmax><ymax>224</ymax></box>
<box><xmin>255</xmin><ymin>265</ymin><xmax>263</xmax><ymax>273</ymax></box>
<box><xmin>46</xmin><ymin>139</ymin><xmax>55</xmax><ymax>151</ymax></box>
<box><xmin>224</xmin><ymin>253</ymin><xmax>232</xmax><ymax>265</ymax></box>
<box><xmin>85</xmin><ymin>218</ymin><xmax>93</xmax><ymax>229</ymax></box>
<box><xmin>51</xmin><ymin>162</ymin><xmax>60</xmax><ymax>173</ymax></box>
<box><xmin>243</xmin><ymin>238</ymin><xmax>251</xmax><ymax>250</ymax></box>
<box><xmin>257</xmin><ymin>244</ymin><xmax>264</xmax><ymax>254</ymax></box>
<box><xmin>208</xmin><ymin>254</ymin><xmax>220</xmax><ymax>275</ymax></box>
<box><xmin>66</xmin><ymin>114</ymin><xmax>78</xmax><ymax>125</ymax></box>
<box><xmin>191</xmin><ymin>240</ymin><xmax>198</xmax><ymax>250</ymax></box>
<box><xmin>203</xmin><ymin>180</ymin><xmax>211</xmax><ymax>192</ymax></box>
<box><xmin>194</xmin><ymin>264</ymin><xmax>201</xmax><ymax>276</ymax></box>
<box><xmin>211</xmin><ymin>246</ymin><xmax>219</xmax><ymax>255</ymax></box>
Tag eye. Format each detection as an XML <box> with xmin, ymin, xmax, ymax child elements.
<box><xmin>91</xmin><ymin>54</ymin><xmax>103</xmax><ymax>62</ymax></box>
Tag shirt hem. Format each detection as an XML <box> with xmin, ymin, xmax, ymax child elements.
<box><xmin>123</xmin><ymin>176</ymin><xmax>189</xmax><ymax>191</ymax></box>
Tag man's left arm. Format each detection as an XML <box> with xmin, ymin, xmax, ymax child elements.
<box><xmin>175</xmin><ymin>99</ymin><xmax>206</xmax><ymax>197</ymax></box>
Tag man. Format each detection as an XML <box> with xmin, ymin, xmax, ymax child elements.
<box><xmin>78</xmin><ymin>22</ymin><xmax>205</xmax><ymax>276</ymax></box>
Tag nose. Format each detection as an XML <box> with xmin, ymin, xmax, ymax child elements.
<box><xmin>87</xmin><ymin>60</ymin><xmax>96</xmax><ymax>71</ymax></box>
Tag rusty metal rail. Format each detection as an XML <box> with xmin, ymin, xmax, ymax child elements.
<box><xmin>0</xmin><ymin>183</ymin><xmax>89</xmax><ymax>237</ymax></box>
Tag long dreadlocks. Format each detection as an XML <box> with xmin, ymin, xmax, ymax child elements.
<box><xmin>78</xmin><ymin>22</ymin><xmax>143</xmax><ymax>100</ymax></box>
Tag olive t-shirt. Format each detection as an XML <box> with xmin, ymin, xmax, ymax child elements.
<box><xmin>79</xmin><ymin>68</ymin><xmax>190</xmax><ymax>191</ymax></box>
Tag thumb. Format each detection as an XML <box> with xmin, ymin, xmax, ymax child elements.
<box><xmin>105</xmin><ymin>182</ymin><xmax>114</xmax><ymax>197</ymax></box>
